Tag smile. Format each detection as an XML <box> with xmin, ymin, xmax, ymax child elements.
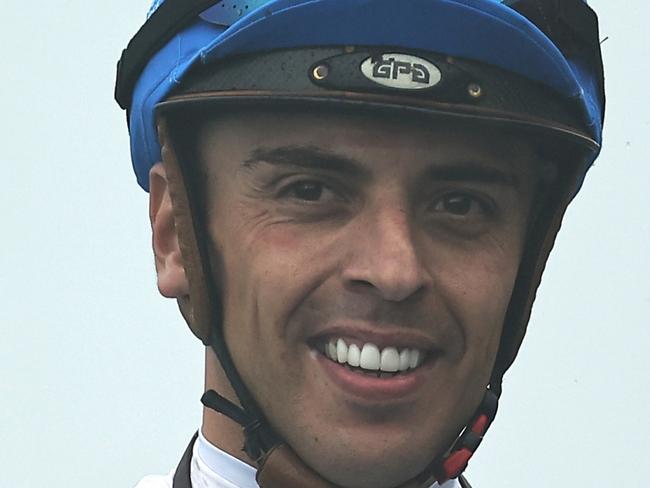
<box><xmin>307</xmin><ymin>325</ymin><xmax>440</xmax><ymax>401</ymax></box>
<box><xmin>322</xmin><ymin>338</ymin><xmax>426</xmax><ymax>378</ymax></box>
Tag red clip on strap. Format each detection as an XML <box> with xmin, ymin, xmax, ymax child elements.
<box><xmin>470</xmin><ymin>414</ymin><xmax>489</xmax><ymax>436</ymax></box>
<box><xmin>433</xmin><ymin>389</ymin><xmax>498</xmax><ymax>483</ymax></box>
<box><xmin>442</xmin><ymin>448</ymin><xmax>473</xmax><ymax>480</ymax></box>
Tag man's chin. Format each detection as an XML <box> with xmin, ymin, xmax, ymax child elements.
<box><xmin>310</xmin><ymin>449</ymin><xmax>430</xmax><ymax>488</ymax></box>
<box><xmin>286</xmin><ymin>423</ymin><xmax>442</xmax><ymax>488</ymax></box>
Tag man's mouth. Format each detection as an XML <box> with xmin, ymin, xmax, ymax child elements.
<box><xmin>318</xmin><ymin>338</ymin><xmax>427</xmax><ymax>379</ymax></box>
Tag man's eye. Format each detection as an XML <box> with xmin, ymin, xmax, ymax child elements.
<box><xmin>281</xmin><ymin>181</ymin><xmax>328</xmax><ymax>202</ymax></box>
<box><xmin>432</xmin><ymin>193</ymin><xmax>484</xmax><ymax>216</ymax></box>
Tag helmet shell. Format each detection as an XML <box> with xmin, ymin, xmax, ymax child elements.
<box><xmin>128</xmin><ymin>0</ymin><xmax>604</xmax><ymax>190</ymax></box>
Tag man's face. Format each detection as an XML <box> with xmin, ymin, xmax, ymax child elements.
<box><xmin>195</xmin><ymin>109</ymin><xmax>536</xmax><ymax>488</ymax></box>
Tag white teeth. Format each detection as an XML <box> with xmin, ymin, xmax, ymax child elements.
<box><xmin>347</xmin><ymin>344</ymin><xmax>361</xmax><ymax>367</ymax></box>
<box><xmin>380</xmin><ymin>347</ymin><xmax>400</xmax><ymax>372</ymax></box>
<box><xmin>336</xmin><ymin>338</ymin><xmax>348</xmax><ymax>363</ymax></box>
<box><xmin>324</xmin><ymin>339</ymin><xmax>424</xmax><ymax>373</ymax></box>
<box><xmin>399</xmin><ymin>349</ymin><xmax>411</xmax><ymax>371</ymax></box>
<box><xmin>409</xmin><ymin>349</ymin><xmax>421</xmax><ymax>369</ymax></box>
<box><xmin>359</xmin><ymin>343</ymin><xmax>381</xmax><ymax>371</ymax></box>
<box><xmin>327</xmin><ymin>341</ymin><xmax>337</xmax><ymax>361</ymax></box>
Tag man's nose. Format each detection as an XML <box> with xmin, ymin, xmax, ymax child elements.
<box><xmin>341</xmin><ymin>204</ymin><xmax>432</xmax><ymax>302</ymax></box>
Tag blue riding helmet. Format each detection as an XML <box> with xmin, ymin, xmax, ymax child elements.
<box><xmin>124</xmin><ymin>0</ymin><xmax>604</xmax><ymax>191</ymax></box>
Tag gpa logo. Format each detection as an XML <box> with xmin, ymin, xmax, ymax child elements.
<box><xmin>361</xmin><ymin>53</ymin><xmax>442</xmax><ymax>90</ymax></box>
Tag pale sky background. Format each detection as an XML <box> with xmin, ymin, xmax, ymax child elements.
<box><xmin>1</xmin><ymin>1</ymin><xmax>648</xmax><ymax>487</ymax></box>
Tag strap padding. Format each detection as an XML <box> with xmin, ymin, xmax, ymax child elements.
<box><xmin>157</xmin><ymin>118</ymin><xmax>214</xmax><ymax>342</ymax></box>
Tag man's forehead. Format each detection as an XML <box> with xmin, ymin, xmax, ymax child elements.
<box><xmin>195</xmin><ymin>107</ymin><xmax>540</xmax><ymax>167</ymax></box>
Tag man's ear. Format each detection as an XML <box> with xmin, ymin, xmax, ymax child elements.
<box><xmin>149</xmin><ymin>162</ymin><xmax>190</xmax><ymax>298</ymax></box>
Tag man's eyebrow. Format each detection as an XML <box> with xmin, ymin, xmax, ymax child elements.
<box><xmin>422</xmin><ymin>163</ymin><xmax>520</xmax><ymax>188</ymax></box>
<box><xmin>244</xmin><ymin>146</ymin><xmax>520</xmax><ymax>187</ymax></box>
<box><xmin>243</xmin><ymin>145</ymin><xmax>371</xmax><ymax>179</ymax></box>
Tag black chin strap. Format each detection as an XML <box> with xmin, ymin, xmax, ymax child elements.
<box><xmin>201</xmin><ymin>386</ymin><xmax>280</xmax><ymax>462</ymax></box>
<box><xmin>199</xmin><ymin>319</ymin><xmax>281</xmax><ymax>461</ymax></box>
<box><xmin>169</xmin><ymin>111</ymin><xmax>283</xmax><ymax>464</ymax></box>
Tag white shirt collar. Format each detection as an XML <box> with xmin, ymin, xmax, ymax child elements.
<box><xmin>195</xmin><ymin>428</ymin><xmax>258</xmax><ymax>488</ymax></box>
<box><xmin>194</xmin><ymin>428</ymin><xmax>459</xmax><ymax>488</ymax></box>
